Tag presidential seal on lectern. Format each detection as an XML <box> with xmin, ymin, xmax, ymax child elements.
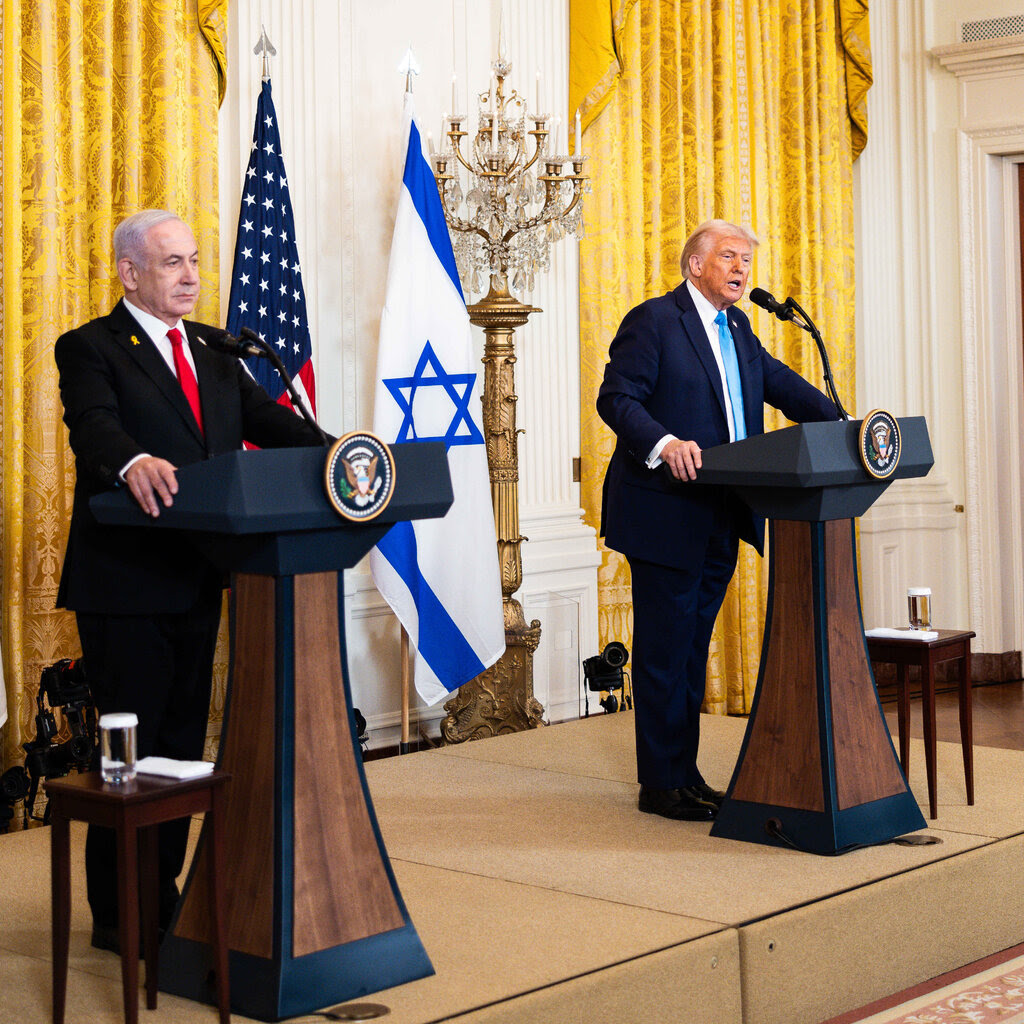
<box><xmin>859</xmin><ymin>409</ymin><xmax>901</xmax><ymax>479</ymax></box>
<box><xmin>325</xmin><ymin>430</ymin><xmax>396</xmax><ymax>521</ymax></box>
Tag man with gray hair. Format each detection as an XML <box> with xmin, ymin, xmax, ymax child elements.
<box><xmin>597</xmin><ymin>219</ymin><xmax>839</xmax><ymax>821</ymax></box>
<box><xmin>54</xmin><ymin>209</ymin><xmax>324</xmax><ymax>951</ymax></box>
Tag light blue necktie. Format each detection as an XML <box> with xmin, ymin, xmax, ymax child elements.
<box><xmin>714</xmin><ymin>310</ymin><xmax>746</xmax><ymax>441</ymax></box>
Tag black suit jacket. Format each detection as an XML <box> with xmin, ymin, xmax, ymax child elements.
<box><xmin>56</xmin><ymin>300</ymin><xmax>324</xmax><ymax>614</ymax></box>
<box><xmin>597</xmin><ymin>282</ymin><xmax>838</xmax><ymax>569</ymax></box>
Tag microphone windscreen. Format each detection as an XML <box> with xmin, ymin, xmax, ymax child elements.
<box><xmin>201</xmin><ymin>329</ymin><xmax>241</xmax><ymax>354</ymax></box>
<box><xmin>749</xmin><ymin>287</ymin><xmax>777</xmax><ymax>311</ymax></box>
<box><xmin>200</xmin><ymin>329</ymin><xmax>262</xmax><ymax>359</ymax></box>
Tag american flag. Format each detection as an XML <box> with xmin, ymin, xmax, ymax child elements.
<box><xmin>226</xmin><ymin>78</ymin><xmax>316</xmax><ymax>414</ymax></box>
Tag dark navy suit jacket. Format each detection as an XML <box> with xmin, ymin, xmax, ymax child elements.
<box><xmin>597</xmin><ymin>282</ymin><xmax>838</xmax><ymax>569</ymax></box>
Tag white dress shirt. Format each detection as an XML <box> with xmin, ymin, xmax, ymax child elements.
<box><xmin>647</xmin><ymin>279</ymin><xmax>739</xmax><ymax>468</ymax></box>
<box><xmin>118</xmin><ymin>299</ymin><xmax>198</xmax><ymax>480</ymax></box>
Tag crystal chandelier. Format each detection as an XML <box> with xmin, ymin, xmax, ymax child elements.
<box><xmin>432</xmin><ymin>51</ymin><xmax>589</xmax><ymax>299</ymax></box>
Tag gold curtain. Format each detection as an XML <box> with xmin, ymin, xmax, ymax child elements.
<box><xmin>574</xmin><ymin>0</ymin><xmax>863</xmax><ymax>715</ymax></box>
<box><xmin>1</xmin><ymin>0</ymin><xmax>225</xmax><ymax>776</ymax></box>
<box><xmin>839</xmin><ymin>0</ymin><xmax>871</xmax><ymax>161</ymax></box>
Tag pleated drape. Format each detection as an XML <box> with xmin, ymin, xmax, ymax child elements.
<box><xmin>573</xmin><ymin>0</ymin><xmax>863</xmax><ymax>714</ymax></box>
<box><xmin>1</xmin><ymin>0</ymin><xmax>225</xmax><ymax>778</ymax></box>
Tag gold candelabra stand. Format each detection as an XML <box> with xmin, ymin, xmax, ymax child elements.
<box><xmin>433</xmin><ymin>53</ymin><xmax>588</xmax><ymax>743</ymax></box>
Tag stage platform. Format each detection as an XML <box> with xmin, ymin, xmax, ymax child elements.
<box><xmin>3</xmin><ymin>710</ymin><xmax>1024</xmax><ymax>1024</ymax></box>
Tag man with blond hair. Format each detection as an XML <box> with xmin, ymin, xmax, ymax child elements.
<box><xmin>597</xmin><ymin>219</ymin><xmax>838</xmax><ymax>821</ymax></box>
<box><xmin>55</xmin><ymin>209</ymin><xmax>324</xmax><ymax>950</ymax></box>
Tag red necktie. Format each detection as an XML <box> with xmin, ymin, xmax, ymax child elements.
<box><xmin>167</xmin><ymin>328</ymin><xmax>204</xmax><ymax>436</ymax></box>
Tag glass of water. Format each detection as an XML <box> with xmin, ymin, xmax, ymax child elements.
<box><xmin>907</xmin><ymin>587</ymin><xmax>932</xmax><ymax>631</ymax></box>
<box><xmin>99</xmin><ymin>712</ymin><xmax>138</xmax><ymax>783</ymax></box>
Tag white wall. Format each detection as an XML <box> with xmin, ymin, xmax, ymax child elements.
<box><xmin>218</xmin><ymin>1</ymin><xmax>599</xmax><ymax>748</ymax></box>
<box><xmin>857</xmin><ymin>2</ymin><xmax>1024</xmax><ymax>660</ymax></box>
<box><xmin>854</xmin><ymin>2</ymin><xmax>966</xmax><ymax>632</ymax></box>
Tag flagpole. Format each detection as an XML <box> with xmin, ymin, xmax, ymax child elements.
<box><xmin>395</xmin><ymin>53</ymin><xmax>418</xmax><ymax>759</ymax></box>
<box><xmin>400</xmin><ymin>626</ymin><xmax>412</xmax><ymax>755</ymax></box>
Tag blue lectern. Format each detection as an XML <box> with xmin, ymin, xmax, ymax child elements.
<box><xmin>696</xmin><ymin>418</ymin><xmax>932</xmax><ymax>854</ymax></box>
<box><xmin>91</xmin><ymin>443</ymin><xmax>450</xmax><ymax>1019</ymax></box>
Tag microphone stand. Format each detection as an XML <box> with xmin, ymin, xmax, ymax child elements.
<box><xmin>780</xmin><ymin>299</ymin><xmax>850</xmax><ymax>421</ymax></box>
<box><xmin>239</xmin><ymin>328</ymin><xmax>331</xmax><ymax>445</ymax></box>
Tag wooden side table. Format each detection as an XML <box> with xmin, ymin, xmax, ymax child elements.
<box><xmin>46</xmin><ymin>770</ymin><xmax>231</xmax><ymax>1024</ymax></box>
<box><xmin>865</xmin><ymin>628</ymin><xmax>975</xmax><ymax>819</ymax></box>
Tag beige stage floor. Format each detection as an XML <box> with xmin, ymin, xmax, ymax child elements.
<box><xmin>3</xmin><ymin>711</ymin><xmax>1024</xmax><ymax>1024</ymax></box>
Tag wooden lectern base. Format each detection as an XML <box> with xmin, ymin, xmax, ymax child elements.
<box><xmin>711</xmin><ymin>519</ymin><xmax>926</xmax><ymax>854</ymax></box>
<box><xmin>160</xmin><ymin>572</ymin><xmax>432</xmax><ymax>1020</ymax></box>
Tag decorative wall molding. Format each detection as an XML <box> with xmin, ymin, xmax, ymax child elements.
<box><xmin>521</xmin><ymin>505</ymin><xmax>602</xmax><ymax>719</ymax></box>
<box><xmin>859</xmin><ymin>477</ymin><xmax>963</xmax><ymax>631</ymax></box>
<box><xmin>932</xmin><ymin>34</ymin><xmax>1024</xmax><ymax>77</ymax></box>
<box><xmin>930</xmin><ymin>30</ymin><xmax>1024</xmax><ymax>652</ymax></box>
<box><xmin>855</xmin><ymin>2</ymin><xmax>964</xmax><ymax>634</ymax></box>
<box><xmin>856</xmin><ymin>1</ymin><xmax>937</xmax><ymax>420</ymax></box>
<box><xmin>955</xmin><ymin>126</ymin><xmax>988</xmax><ymax>649</ymax></box>
<box><xmin>956</xmin><ymin>127</ymin><xmax>1024</xmax><ymax>652</ymax></box>
<box><xmin>859</xmin><ymin>478</ymin><xmax>960</xmax><ymax>535</ymax></box>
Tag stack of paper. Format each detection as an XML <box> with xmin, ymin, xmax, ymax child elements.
<box><xmin>136</xmin><ymin>756</ymin><xmax>215</xmax><ymax>780</ymax></box>
<box><xmin>865</xmin><ymin>627</ymin><xmax>939</xmax><ymax>641</ymax></box>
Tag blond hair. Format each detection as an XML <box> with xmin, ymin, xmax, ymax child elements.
<box><xmin>680</xmin><ymin>219</ymin><xmax>759</xmax><ymax>279</ymax></box>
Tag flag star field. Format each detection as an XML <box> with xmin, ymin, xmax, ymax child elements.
<box><xmin>226</xmin><ymin>79</ymin><xmax>316</xmax><ymax>413</ymax></box>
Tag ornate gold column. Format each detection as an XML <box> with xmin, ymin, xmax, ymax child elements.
<box><xmin>440</xmin><ymin>290</ymin><xmax>543</xmax><ymax>741</ymax></box>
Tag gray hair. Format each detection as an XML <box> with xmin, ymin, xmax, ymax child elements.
<box><xmin>680</xmin><ymin>219</ymin><xmax>759</xmax><ymax>279</ymax></box>
<box><xmin>113</xmin><ymin>209</ymin><xmax>182</xmax><ymax>266</ymax></box>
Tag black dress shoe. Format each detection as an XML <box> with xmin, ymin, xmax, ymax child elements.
<box><xmin>689</xmin><ymin>782</ymin><xmax>726</xmax><ymax>809</ymax></box>
<box><xmin>638</xmin><ymin>786</ymin><xmax>716</xmax><ymax>821</ymax></box>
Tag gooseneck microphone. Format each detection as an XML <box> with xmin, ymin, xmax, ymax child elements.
<box><xmin>748</xmin><ymin>287</ymin><xmax>850</xmax><ymax>420</ymax></box>
<box><xmin>200</xmin><ymin>327</ymin><xmax>330</xmax><ymax>445</ymax></box>
<box><xmin>201</xmin><ymin>328</ymin><xmax>265</xmax><ymax>359</ymax></box>
<box><xmin>749</xmin><ymin>287</ymin><xmax>792</xmax><ymax>322</ymax></box>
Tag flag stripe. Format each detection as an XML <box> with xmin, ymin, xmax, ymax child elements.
<box><xmin>403</xmin><ymin>120</ymin><xmax>463</xmax><ymax>301</ymax></box>
<box><xmin>376</xmin><ymin>522</ymin><xmax>486</xmax><ymax>685</ymax></box>
<box><xmin>369</xmin><ymin>95</ymin><xmax>505</xmax><ymax>706</ymax></box>
<box><xmin>296</xmin><ymin>361</ymin><xmax>316</xmax><ymax>411</ymax></box>
<box><xmin>226</xmin><ymin>79</ymin><xmax>316</xmax><ymax>409</ymax></box>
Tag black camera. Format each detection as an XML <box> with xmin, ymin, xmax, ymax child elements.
<box><xmin>1</xmin><ymin>658</ymin><xmax>96</xmax><ymax>831</ymax></box>
<box><xmin>582</xmin><ymin>642</ymin><xmax>631</xmax><ymax>714</ymax></box>
<box><xmin>583</xmin><ymin>642</ymin><xmax>629</xmax><ymax>690</ymax></box>
<box><xmin>28</xmin><ymin>658</ymin><xmax>95</xmax><ymax>775</ymax></box>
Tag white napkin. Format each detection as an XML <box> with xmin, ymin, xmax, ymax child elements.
<box><xmin>865</xmin><ymin>627</ymin><xmax>939</xmax><ymax>641</ymax></box>
<box><xmin>136</xmin><ymin>756</ymin><xmax>215</xmax><ymax>779</ymax></box>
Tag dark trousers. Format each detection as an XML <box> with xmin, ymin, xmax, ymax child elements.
<box><xmin>77</xmin><ymin>588</ymin><xmax>221</xmax><ymax>927</ymax></box>
<box><xmin>627</xmin><ymin>526</ymin><xmax>738</xmax><ymax>789</ymax></box>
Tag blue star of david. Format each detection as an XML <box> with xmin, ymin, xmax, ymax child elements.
<box><xmin>382</xmin><ymin>340</ymin><xmax>484</xmax><ymax>448</ymax></box>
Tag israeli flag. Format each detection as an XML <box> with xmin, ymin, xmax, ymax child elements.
<box><xmin>370</xmin><ymin>95</ymin><xmax>505</xmax><ymax>706</ymax></box>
